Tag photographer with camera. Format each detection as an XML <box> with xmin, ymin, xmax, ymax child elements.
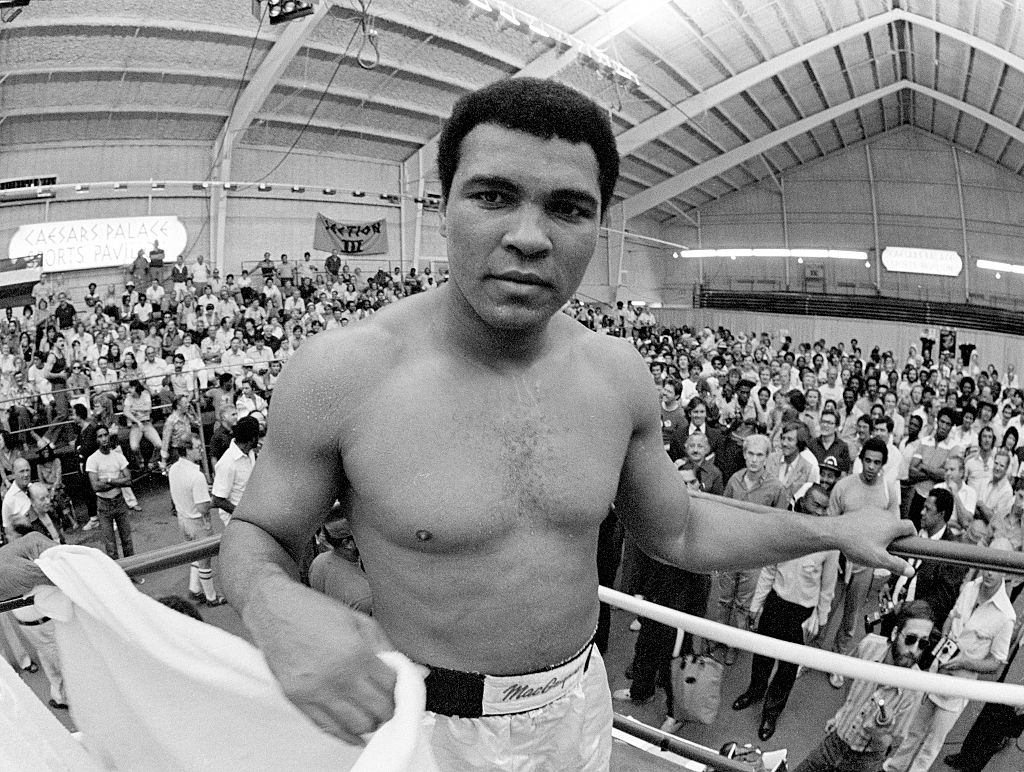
<box><xmin>883</xmin><ymin>538</ymin><xmax>1016</xmax><ymax>772</ymax></box>
<box><xmin>794</xmin><ymin>600</ymin><xmax>936</xmax><ymax>772</ymax></box>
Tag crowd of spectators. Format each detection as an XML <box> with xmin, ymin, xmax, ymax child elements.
<box><xmin>569</xmin><ymin>298</ymin><xmax>1023</xmax><ymax>770</ymax></box>
<box><xmin>1</xmin><ymin>265</ymin><xmax>1020</xmax><ymax>766</ymax></box>
<box><xmin>0</xmin><ymin>250</ymin><xmax>447</xmax><ymax>544</ymax></box>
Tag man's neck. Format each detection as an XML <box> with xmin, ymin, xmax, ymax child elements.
<box><xmin>820</xmin><ymin>433</ymin><xmax>835</xmax><ymax>446</ymax></box>
<box><xmin>439</xmin><ymin>283</ymin><xmax>553</xmax><ymax>366</ymax></box>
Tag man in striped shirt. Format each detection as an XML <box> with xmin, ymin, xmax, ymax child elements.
<box><xmin>794</xmin><ymin>600</ymin><xmax>935</xmax><ymax>772</ymax></box>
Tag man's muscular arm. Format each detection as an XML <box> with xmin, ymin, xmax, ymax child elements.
<box><xmin>220</xmin><ymin>330</ymin><xmax>396</xmax><ymax>745</ymax></box>
<box><xmin>609</xmin><ymin>342</ymin><xmax>915</xmax><ymax>576</ymax></box>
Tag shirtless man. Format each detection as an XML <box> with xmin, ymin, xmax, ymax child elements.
<box><xmin>220</xmin><ymin>78</ymin><xmax>913</xmax><ymax>769</ymax></box>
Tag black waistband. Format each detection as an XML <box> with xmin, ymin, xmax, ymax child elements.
<box><xmin>17</xmin><ymin>616</ymin><xmax>50</xmax><ymax>626</ymax></box>
<box><xmin>422</xmin><ymin>631</ymin><xmax>596</xmax><ymax>718</ymax></box>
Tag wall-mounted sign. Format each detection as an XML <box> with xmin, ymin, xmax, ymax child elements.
<box><xmin>881</xmin><ymin>246</ymin><xmax>962</xmax><ymax>277</ymax></box>
<box><xmin>7</xmin><ymin>215</ymin><xmax>188</xmax><ymax>274</ymax></box>
<box><xmin>313</xmin><ymin>213</ymin><xmax>388</xmax><ymax>255</ymax></box>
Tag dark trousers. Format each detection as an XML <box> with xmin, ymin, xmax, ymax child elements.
<box><xmin>748</xmin><ymin>590</ymin><xmax>814</xmax><ymax>720</ymax></box>
<box><xmin>629</xmin><ymin>561</ymin><xmax>711</xmax><ymax>712</ymax></box>
<box><xmin>595</xmin><ymin>511</ymin><xmax>623</xmax><ymax>654</ymax></box>
<box><xmin>794</xmin><ymin>730</ymin><xmax>885</xmax><ymax>772</ymax></box>
<box><xmin>954</xmin><ymin>701</ymin><xmax>1024</xmax><ymax>771</ymax></box>
<box><xmin>97</xmin><ymin>495</ymin><xmax>133</xmax><ymax>560</ymax></box>
<box><xmin>77</xmin><ymin>461</ymin><xmax>97</xmax><ymax>523</ymax></box>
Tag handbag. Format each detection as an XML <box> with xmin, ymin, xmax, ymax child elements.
<box><xmin>671</xmin><ymin>654</ymin><xmax>724</xmax><ymax>725</ymax></box>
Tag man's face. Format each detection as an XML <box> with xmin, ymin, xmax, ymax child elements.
<box><xmin>943</xmin><ymin>458</ymin><xmax>963</xmax><ymax>483</ymax></box>
<box><xmin>921</xmin><ymin>495</ymin><xmax>943</xmax><ymax>531</ymax></box>
<box><xmin>679</xmin><ymin>468</ymin><xmax>700</xmax><ymax>490</ymax></box>
<box><xmin>819</xmin><ymin>466</ymin><xmax>839</xmax><ymax>491</ymax></box>
<box><xmin>936</xmin><ymin>413</ymin><xmax>954</xmax><ymax>440</ymax></box>
<box><xmin>441</xmin><ymin>124</ymin><xmax>601</xmax><ymax>332</ymax></box>
<box><xmin>689</xmin><ymin>403</ymin><xmax>707</xmax><ymax>425</ymax></box>
<box><xmin>685</xmin><ymin>435</ymin><xmax>709</xmax><ymax>466</ymax></box>
<box><xmin>856</xmin><ymin>420</ymin><xmax>871</xmax><ymax>443</ymax></box>
<box><xmin>743</xmin><ymin>443</ymin><xmax>768</xmax><ymax>473</ymax></box>
<box><xmin>660</xmin><ymin>383</ymin><xmax>677</xmax><ymax>402</ymax></box>
<box><xmin>97</xmin><ymin>428</ymin><xmax>112</xmax><ymax>450</ymax></box>
<box><xmin>994</xmin><ymin>454</ymin><xmax>1009</xmax><ymax>481</ymax></box>
<box><xmin>30</xmin><ymin>488</ymin><xmax>52</xmax><ymax>516</ymax></box>
<box><xmin>13</xmin><ymin>460</ymin><xmax>30</xmax><ymax>489</ymax></box>
<box><xmin>800</xmin><ymin>489</ymin><xmax>830</xmax><ymax>517</ymax></box>
<box><xmin>891</xmin><ymin>618</ymin><xmax>934</xmax><ymax>668</ymax></box>
<box><xmin>819</xmin><ymin>413</ymin><xmax>837</xmax><ymax>438</ymax></box>
<box><xmin>779</xmin><ymin>429</ymin><xmax>798</xmax><ymax>458</ymax></box>
<box><xmin>871</xmin><ymin>424</ymin><xmax>890</xmax><ymax>444</ymax></box>
<box><xmin>861</xmin><ymin>449</ymin><xmax>884</xmax><ymax>483</ymax></box>
<box><xmin>223</xmin><ymin>408</ymin><xmax>238</xmax><ymax>428</ymax></box>
<box><xmin>145</xmin><ymin>347</ymin><xmax>156</xmax><ymax>362</ymax></box>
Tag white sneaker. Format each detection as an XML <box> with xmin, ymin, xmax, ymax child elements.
<box><xmin>612</xmin><ymin>688</ymin><xmax>633</xmax><ymax>701</ymax></box>
<box><xmin>629</xmin><ymin>618</ymin><xmax>642</xmax><ymax>632</ymax></box>
<box><xmin>796</xmin><ymin>665</ymin><xmax>807</xmax><ymax>678</ymax></box>
<box><xmin>81</xmin><ymin>517</ymin><xmax>100</xmax><ymax>531</ymax></box>
<box><xmin>829</xmin><ymin>673</ymin><xmax>845</xmax><ymax>689</ymax></box>
<box><xmin>659</xmin><ymin>716</ymin><xmax>683</xmax><ymax>733</ymax></box>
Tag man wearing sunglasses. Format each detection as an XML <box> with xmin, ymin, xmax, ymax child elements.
<box><xmin>794</xmin><ymin>599</ymin><xmax>935</xmax><ymax>772</ymax></box>
<box><xmin>884</xmin><ymin>539</ymin><xmax>1016</xmax><ymax>772</ymax></box>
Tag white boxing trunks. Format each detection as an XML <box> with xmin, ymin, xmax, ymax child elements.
<box><xmin>417</xmin><ymin>639</ymin><xmax>612</xmax><ymax>771</ymax></box>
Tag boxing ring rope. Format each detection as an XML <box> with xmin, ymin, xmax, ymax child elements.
<box><xmin>600</xmin><ymin>586</ymin><xmax>1024</xmax><ymax>707</ymax></box>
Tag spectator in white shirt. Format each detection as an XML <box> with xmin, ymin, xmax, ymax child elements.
<box><xmin>735</xmin><ymin>484</ymin><xmax>840</xmax><ymax>742</ymax></box>
<box><xmin>144</xmin><ymin>278</ymin><xmax>166</xmax><ymax>307</ymax></box>
<box><xmin>933</xmin><ymin>455</ymin><xmax>976</xmax><ymax>535</ymax></box>
<box><xmin>139</xmin><ymin>345</ymin><xmax>168</xmax><ymax>392</ymax></box>
<box><xmin>974</xmin><ymin>449</ymin><xmax>1014</xmax><ymax>528</ymax></box>
<box><xmin>852</xmin><ymin>416</ymin><xmax>902</xmax><ymax>487</ymax></box>
<box><xmin>211</xmin><ymin>416</ymin><xmax>259</xmax><ymax>524</ymax></box>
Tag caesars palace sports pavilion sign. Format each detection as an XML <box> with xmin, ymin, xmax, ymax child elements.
<box><xmin>7</xmin><ymin>216</ymin><xmax>188</xmax><ymax>277</ymax></box>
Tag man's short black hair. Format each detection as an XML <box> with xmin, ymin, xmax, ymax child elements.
<box><xmin>73</xmin><ymin>403</ymin><xmax>88</xmax><ymax>420</ymax></box>
<box><xmin>928</xmin><ymin>487</ymin><xmax>954</xmax><ymax>522</ymax></box>
<box><xmin>872</xmin><ymin>415</ymin><xmax>894</xmax><ymax>434</ymax></box>
<box><xmin>787</xmin><ymin>389</ymin><xmax>806</xmax><ymax>413</ymax></box>
<box><xmin>859</xmin><ymin>436</ymin><xmax>889</xmax><ymax>464</ymax></box>
<box><xmin>437</xmin><ymin>77</ymin><xmax>619</xmax><ymax>216</ymax></box>
<box><xmin>894</xmin><ymin>598</ymin><xmax>934</xmax><ymax>631</ymax></box>
<box><xmin>234</xmin><ymin>416</ymin><xmax>260</xmax><ymax>445</ymax></box>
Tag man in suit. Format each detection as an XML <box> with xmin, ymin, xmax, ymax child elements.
<box><xmin>668</xmin><ymin>396</ymin><xmax>723</xmax><ymax>465</ymax></box>
<box><xmin>890</xmin><ymin>487</ymin><xmax>969</xmax><ymax>626</ymax></box>
<box><xmin>766</xmin><ymin>421</ymin><xmax>820</xmax><ymax>503</ymax></box>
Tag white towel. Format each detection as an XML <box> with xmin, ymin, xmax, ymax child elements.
<box><xmin>27</xmin><ymin>545</ymin><xmax>425</xmax><ymax>771</ymax></box>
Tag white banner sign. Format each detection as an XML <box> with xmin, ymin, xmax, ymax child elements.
<box><xmin>881</xmin><ymin>246</ymin><xmax>962</xmax><ymax>277</ymax></box>
<box><xmin>7</xmin><ymin>216</ymin><xmax>188</xmax><ymax>274</ymax></box>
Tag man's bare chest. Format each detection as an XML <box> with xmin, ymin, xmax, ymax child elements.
<box><xmin>341</xmin><ymin>362</ymin><xmax>631</xmax><ymax>547</ymax></box>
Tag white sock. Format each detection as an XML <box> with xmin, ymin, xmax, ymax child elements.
<box><xmin>199</xmin><ymin>568</ymin><xmax>217</xmax><ymax>601</ymax></box>
<box><xmin>189</xmin><ymin>564</ymin><xmax>202</xmax><ymax>594</ymax></box>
